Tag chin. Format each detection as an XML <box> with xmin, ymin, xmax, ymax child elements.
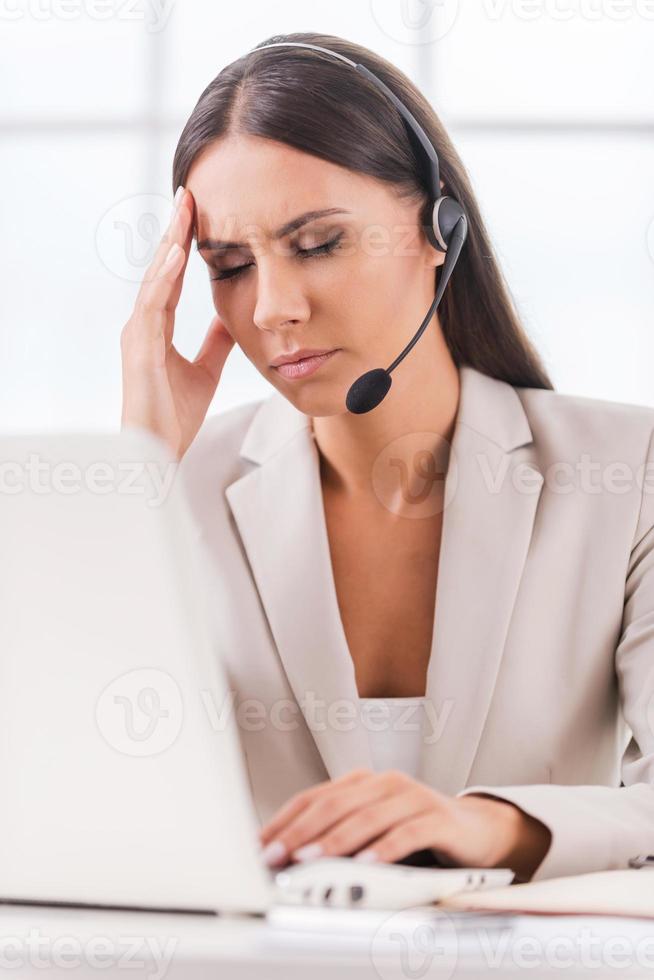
<box><xmin>263</xmin><ymin>359</ymin><xmax>352</xmax><ymax>417</ymax></box>
<box><xmin>276</xmin><ymin>383</ymin><xmax>349</xmax><ymax>419</ymax></box>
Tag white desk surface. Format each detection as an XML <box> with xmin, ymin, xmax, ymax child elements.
<box><xmin>0</xmin><ymin>902</ymin><xmax>653</xmax><ymax>979</ymax></box>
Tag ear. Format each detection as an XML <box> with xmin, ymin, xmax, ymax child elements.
<box><xmin>425</xmin><ymin>245</ymin><xmax>447</xmax><ymax>270</ymax></box>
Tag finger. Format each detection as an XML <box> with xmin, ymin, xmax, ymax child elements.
<box><xmin>258</xmin><ymin>788</ymin><xmax>327</xmax><ymax>851</ymax></box>
<box><xmin>142</xmin><ymin>190</ymin><xmax>184</xmax><ymax>285</ymax></box>
<box><xmin>151</xmin><ymin>195</ymin><xmax>195</xmax><ymax>350</ymax></box>
<box><xmin>258</xmin><ymin>768</ymin><xmax>372</xmax><ymax>845</ymax></box>
<box><xmin>148</xmin><ymin>186</ymin><xmax>189</xmax><ymax>279</ymax></box>
<box><xmin>258</xmin><ymin>769</ymin><xmax>373</xmax><ymax>844</ymax></box>
<box><xmin>291</xmin><ymin>789</ymin><xmax>438</xmax><ymax>862</ymax></box>
<box><xmin>124</xmin><ymin>243</ymin><xmax>185</xmax><ymax>356</ymax></box>
<box><xmin>282</xmin><ymin>772</ymin><xmax>424</xmax><ymax>859</ymax></box>
<box><xmin>282</xmin><ymin>775</ymin><xmax>404</xmax><ymax>858</ymax></box>
<box><xmin>193</xmin><ymin>315</ymin><xmax>235</xmax><ymax>383</ymax></box>
<box><xmin>134</xmin><ymin>189</ymin><xmax>191</xmax><ymax>309</ymax></box>
<box><xmin>261</xmin><ymin>772</ymin><xmax>406</xmax><ymax>867</ymax></box>
<box><xmin>166</xmin><ymin>189</ymin><xmax>196</xmax><ymax>310</ymax></box>
<box><xmin>352</xmin><ymin>811</ymin><xmax>454</xmax><ymax>865</ymax></box>
<box><xmin>128</xmin><ymin>200</ymin><xmax>192</xmax><ymax>352</ymax></box>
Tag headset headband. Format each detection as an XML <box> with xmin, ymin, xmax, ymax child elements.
<box><xmin>250</xmin><ymin>41</ymin><xmax>441</xmax><ymax>200</ymax></box>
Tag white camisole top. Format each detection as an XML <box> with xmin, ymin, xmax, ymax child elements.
<box><xmin>358</xmin><ymin>696</ymin><xmax>428</xmax><ymax>778</ymax></box>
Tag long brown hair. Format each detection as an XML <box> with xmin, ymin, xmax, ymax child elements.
<box><xmin>173</xmin><ymin>31</ymin><xmax>554</xmax><ymax>391</ymax></box>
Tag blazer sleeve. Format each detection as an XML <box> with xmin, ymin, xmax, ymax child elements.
<box><xmin>456</xmin><ymin>427</ymin><xmax>654</xmax><ymax>882</ymax></box>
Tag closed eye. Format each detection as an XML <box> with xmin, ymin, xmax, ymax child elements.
<box><xmin>209</xmin><ymin>233</ymin><xmax>344</xmax><ymax>284</ymax></box>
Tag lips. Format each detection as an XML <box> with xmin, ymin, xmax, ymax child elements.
<box><xmin>272</xmin><ymin>349</ymin><xmax>340</xmax><ymax>381</ymax></box>
<box><xmin>270</xmin><ymin>347</ymin><xmax>337</xmax><ymax>367</ymax></box>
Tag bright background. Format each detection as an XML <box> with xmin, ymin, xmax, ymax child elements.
<box><xmin>2</xmin><ymin>0</ymin><xmax>653</xmax><ymax>432</ymax></box>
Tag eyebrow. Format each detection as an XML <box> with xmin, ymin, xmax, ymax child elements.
<box><xmin>195</xmin><ymin>207</ymin><xmax>353</xmax><ymax>253</ymax></box>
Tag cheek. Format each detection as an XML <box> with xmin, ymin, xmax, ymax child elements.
<box><xmin>211</xmin><ymin>285</ymin><xmax>244</xmax><ymax>330</ymax></box>
<box><xmin>354</xmin><ymin>250</ymin><xmax>406</xmax><ymax>307</ymax></box>
<box><xmin>353</xmin><ymin>244</ymin><xmax>406</xmax><ymax>295</ymax></box>
<box><xmin>211</xmin><ymin>306</ymin><xmax>263</xmax><ymax>361</ymax></box>
<box><xmin>207</xmin><ymin>294</ymin><xmax>242</xmax><ymax>348</ymax></box>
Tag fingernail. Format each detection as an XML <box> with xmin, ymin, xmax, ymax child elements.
<box><xmin>173</xmin><ymin>185</ymin><xmax>185</xmax><ymax>208</ymax></box>
<box><xmin>260</xmin><ymin>840</ymin><xmax>287</xmax><ymax>866</ymax></box>
<box><xmin>353</xmin><ymin>849</ymin><xmax>379</xmax><ymax>862</ymax></box>
<box><xmin>292</xmin><ymin>843</ymin><xmax>323</xmax><ymax>862</ymax></box>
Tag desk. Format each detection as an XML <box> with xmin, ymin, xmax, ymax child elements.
<box><xmin>0</xmin><ymin>902</ymin><xmax>652</xmax><ymax>978</ymax></box>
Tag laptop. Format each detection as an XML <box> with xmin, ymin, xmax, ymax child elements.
<box><xmin>0</xmin><ymin>427</ymin><xmax>513</xmax><ymax>917</ymax></box>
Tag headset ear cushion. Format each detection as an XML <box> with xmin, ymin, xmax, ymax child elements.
<box><xmin>423</xmin><ymin>222</ymin><xmax>442</xmax><ymax>253</ymax></box>
<box><xmin>419</xmin><ymin>198</ymin><xmax>441</xmax><ymax>252</ymax></box>
<box><xmin>432</xmin><ymin>196</ymin><xmax>467</xmax><ymax>251</ymax></box>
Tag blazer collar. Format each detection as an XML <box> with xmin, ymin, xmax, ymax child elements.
<box><xmin>225</xmin><ymin>365</ymin><xmax>544</xmax><ymax>795</ymax></box>
<box><xmin>237</xmin><ymin>364</ymin><xmax>534</xmax><ymax>464</ymax></box>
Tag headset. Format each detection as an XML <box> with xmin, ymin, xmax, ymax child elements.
<box><xmin>250</xmin><ymin>41</ymin><xmax>468</xmax><ymax>414</ymax></box>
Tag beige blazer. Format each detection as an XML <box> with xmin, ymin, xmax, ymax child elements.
<box><xmin>178</xmin><ymin>365</ymin><xmax>654</xmax><ymax>882</ymax></box>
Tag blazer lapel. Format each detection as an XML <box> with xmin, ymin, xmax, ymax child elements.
<box><xmin>224</xmin><ymin>393</ymin><xmax>373</xmax><ymax>781</ymax></box>
<box><xmin>416</xmin><ymin>366</ymin><xmax>544</xmax><ymax>795</ymax></box>
<box><xmin>225</xmin><ymin>366</ymin><xmax>544</xmax><ymax>794</ymax></box>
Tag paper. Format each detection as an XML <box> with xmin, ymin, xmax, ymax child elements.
<box><xmin>440</xmin><ymin>870</ymin><xmax>654</xmax><ymax>919</ymax></box>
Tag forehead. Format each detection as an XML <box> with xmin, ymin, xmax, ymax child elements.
<box><xmin>186</xmin><ymin>133</ymin><xmax>396</xmax><ymax>241</ymax></box>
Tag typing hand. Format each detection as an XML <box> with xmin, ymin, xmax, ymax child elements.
<box><xmin>257</xmin><ymin>767</ymin><xmax>551</xmax><ymax>881</ymax></box>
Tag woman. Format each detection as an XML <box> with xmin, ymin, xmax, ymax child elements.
<box><xmin>120</xmin><ymin>31</ymin><xmax>654</xmax><ymax>884</ymax></box>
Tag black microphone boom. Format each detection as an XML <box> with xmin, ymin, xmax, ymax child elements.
<box><xmin>345</xmin><ymin>216</ymin><xmax>468</xmax><ymax>414</ymax></box>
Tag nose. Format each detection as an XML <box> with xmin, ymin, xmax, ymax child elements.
<box><xmin>252</xmin><ymin>256</ymin><xmax>311</xmax><ymax>334</ymax></box>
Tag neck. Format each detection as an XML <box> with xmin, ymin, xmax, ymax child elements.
<box><xmin>311</xmin><ymin>321</ymin><xmax>461</xmax><ymax>501</ymax></box>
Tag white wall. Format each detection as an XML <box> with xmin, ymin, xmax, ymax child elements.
<box><xmin>2</xmin><ymin>0</ymin><xmax>653</xmax><ymax>433</ymax></box>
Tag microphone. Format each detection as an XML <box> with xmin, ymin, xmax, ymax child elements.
<box><xmin>345</xmin><ymin>214</ymin><xmax>468</xmax><ymax>415</ymax></box>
